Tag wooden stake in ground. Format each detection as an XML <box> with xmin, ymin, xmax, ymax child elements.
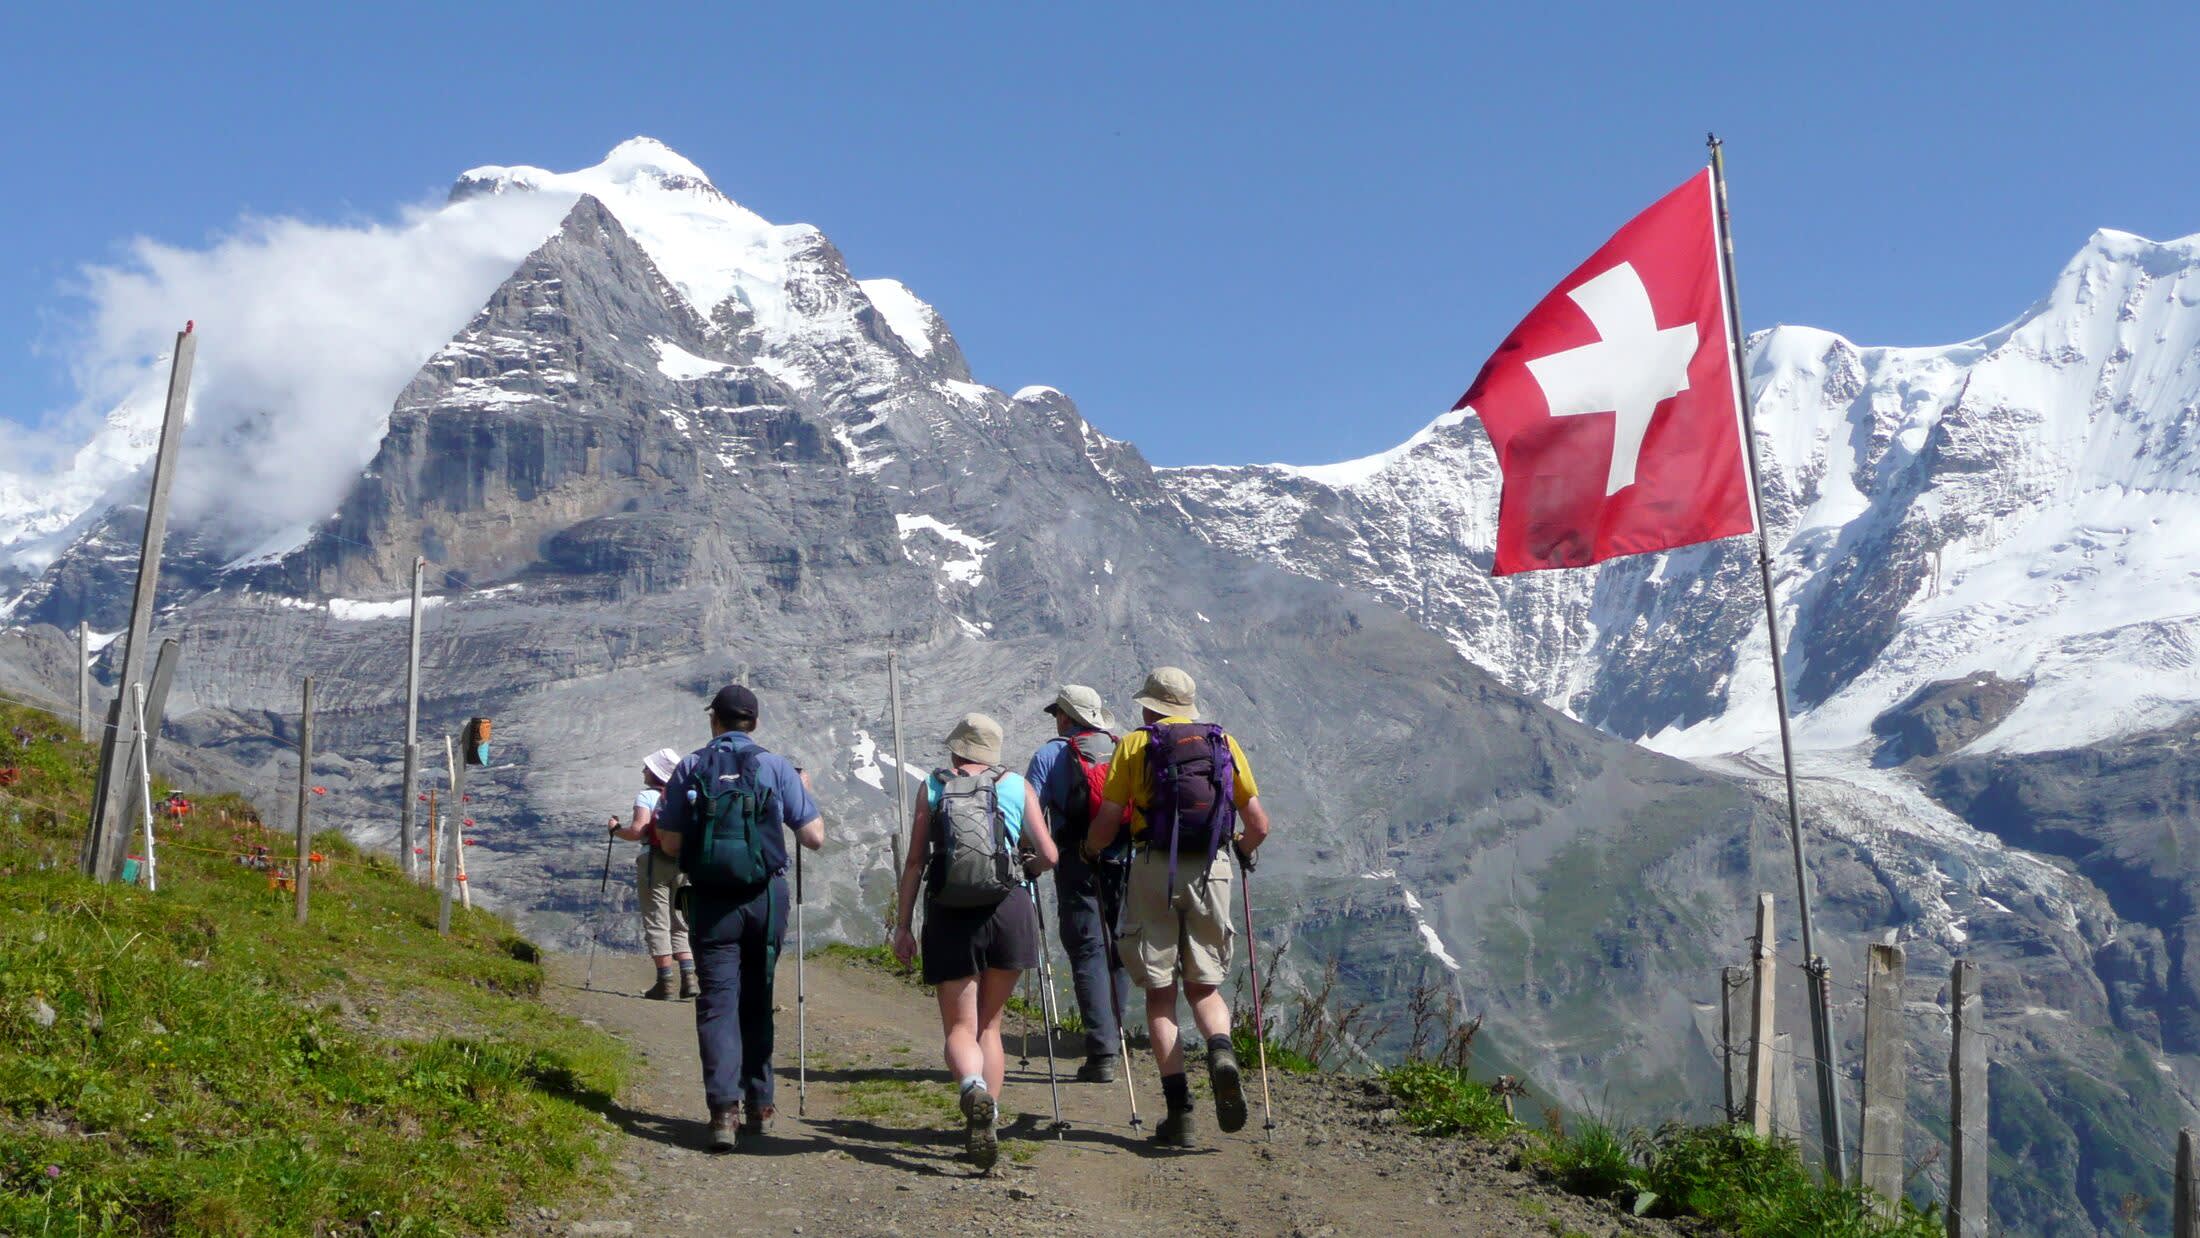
<box><xmin>86</xmin><ymin>324</ymin><xmax>196</xmax><ymax>883</ymax></box>
<box><xmin>1747</xmin><ymin>893</ymin><xmax>1777</xmax><ymax>1137</ymax></box>
<box><xmin>1860</xmin><ymin>943</ymin><xmax>1905</xmax><ymax>1210</ymax></box>
<box><xmin>1948</xmin><ymin>959</ymin><xmax>1987</xmax><ymax>1238</ymax></box>
<box><xmin>439</xmin><ymin>734</ymin><xmax>461</xmax><ymax>935</ymax></box>
<box><xmin>294</xmin><ymin>677</ymin><xmax>314</xmax><ymax>925</ymax></box>
<box><xmin>1721</xmin><ymin>964</ymin><xmax>1749</xmax><ymax>1123</ymax></box>
<box><xmin>400</xmin><ymin>555</ymin><xmax>425</xmax><ymax>879</ymax></box>
<box><xmin>131</xmin><ymin>682</ymin><xmax>157</xmax><ymax>892</ymax></box>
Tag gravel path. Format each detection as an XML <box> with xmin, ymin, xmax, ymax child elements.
<box><xmin>517</xmin><ymin>953</ymin><xmax>1697</xmax><ymax>1237</ymax></box>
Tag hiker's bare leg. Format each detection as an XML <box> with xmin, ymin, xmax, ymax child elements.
<box><xmin>1146</xmin><ymin>981</ymin><xmax>1185</xmax><ymax>1076</ymax></box>
<box><xmin>1186</xmin><ymin>982</ymin><xmax>1230</xmax><ymax>1040</ymax></box>
<box><xmin>976</xmin><ymin>968</ymin><xmax>1020</xmax><ymax>1097</ymax></box>
<box><xmin>938</xmin><ymin>977</ymin><xmax>982</xmax><ymax>1081</ymax></box>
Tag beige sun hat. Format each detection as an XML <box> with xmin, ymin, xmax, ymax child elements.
<box><xmin>642</xmin><ymin>747</ymin><xmax>682</xmax><ymax>783</ymax></box>
<box><xmin>947</xmin><ymin>712</ymin><xmax>1005</xmax><ymax>766</ymax></box>
<box><xmin>1133</xmin><ymin>666</ymin><xmax>1198</xmax><ymax>719</ymax></box>
<box><xmin>1044</xmin><ymin>684</ymin><xmax>1112</xmax><ymax>731</ymax></box>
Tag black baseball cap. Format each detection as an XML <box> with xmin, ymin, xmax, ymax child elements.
<box><xmin>708</xmin><ymin>684</ymin><xmax>759</xmax><ymax>720</ymax></box>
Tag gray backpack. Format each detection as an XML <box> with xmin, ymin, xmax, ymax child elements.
<box><xmin>927</xmin><ymin>766</ymin><xmax>1020</xmax><ymax>909</ymax></box>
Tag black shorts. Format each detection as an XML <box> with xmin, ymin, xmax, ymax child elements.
<box><xmin>921</xmin><ymin>888</ymin><xmax>1040</xmax><ymax>985</ymax></box>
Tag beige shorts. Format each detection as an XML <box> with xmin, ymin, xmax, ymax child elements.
<box><xmin>637</xmin><ymin>850</ymin><xmax>690</xmax><ymax>957</ymax></box>
<box><xmin>1117</xmin><ymin>847</ymin><xmax>1235</xmax><ymax>990</ymax></box>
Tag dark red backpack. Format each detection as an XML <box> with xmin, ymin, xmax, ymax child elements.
<box><xmin>1053</xmin><ymin>729</ymin><xmax>1117</xmax><ymax>848</ymax></box>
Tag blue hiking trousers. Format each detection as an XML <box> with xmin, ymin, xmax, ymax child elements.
<box><xmin>687</xmin><ymin>876</ymin><xmax>787</xmax><ymax>1114</ymax></box>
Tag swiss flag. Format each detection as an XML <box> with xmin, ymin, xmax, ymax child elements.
<box><xmin>1460</xmin><ymin>169</ymin><xmax>1756</xmax><ymax>575</ymax></box>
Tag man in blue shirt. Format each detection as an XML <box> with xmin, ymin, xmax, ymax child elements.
<box><xmin>1024</xmin><ymin>684</ymin><xmax>1131</xmax><ymax>1083</ymax></box>
<box><xmin>655</xmin><ymin>684</ymin><xmax>824</xmax><ymax>1152</ymax></box>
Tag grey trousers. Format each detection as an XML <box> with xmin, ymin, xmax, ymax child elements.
<box><xmin>1054</xmin><ymin>849</ymin><xmax>1132</xmax><ymax>1059</ymax></box>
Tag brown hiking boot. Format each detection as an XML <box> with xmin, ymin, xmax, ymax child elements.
<box><xmin>742</xmin><ymin>1103</ymin><xmax>773</xmax><ymax>1138</ymax></box>
<box><xmin>643</xmin><ymin>973</ymin><xmax>677</xmax><ymax>1001</ymax></box>
<box><xmin>1153</xmin><ymin>1104</ymin><xmax>1196</xmax><ymax>1149</ymax></box>
<box><xmin>678</xmin><ymin>970</ymin><xmax>700</xmax><ymax>1000</ymax></box>
<box><xmin>707</xmin><ymin>1106</ymin><xmax>739</xmax><ymax>1153</ymax></box>
<box><xmin>1209</xmin><ymin>1043</ymin><xmax>1248</xmax><ymax>1133</ymax></box>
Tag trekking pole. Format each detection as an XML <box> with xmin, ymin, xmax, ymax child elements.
<box><xmin>1098</xmin><ymin>891</ymin><xmax>1143</xmax><ymax>1132</ymax></box>
<box><xmin>1027</xmin><ymin>882</ymin><xmax>1068</xmax><ymax>1138</ymax></box>
<box><xmin>1237</xmin><ymin>845</ymin><xmax>1277</xmax><ymax>1140</ymax></box>
<box><xmin>796</xmin><ymin>845</ymin><xmax>808</xmax><ymax>1118</ymax></box>
<box><xmin>1017</xmin><ymin>969</ymin><xmax>1034</xmax><ymax>1071</ymax></box>
<box><xmin>583</xmin><ymin>823</ymin><xmax>616</xmax><ymax>992</ymax></box>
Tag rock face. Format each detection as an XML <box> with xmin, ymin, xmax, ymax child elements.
<box><xmin>1</xmin><ymin>142</ymin><xmax>2190</xmax><ymax>1235</ymax></box>
<box><xmin>0</xmin><ymin>143</ymin><xmax>1749</xmax><ymax>1142</ymax></box>
<box><xmin>1871</xmin><ymin>672</ymin><xmax>2030</xmax><ymax>764</ymax></box>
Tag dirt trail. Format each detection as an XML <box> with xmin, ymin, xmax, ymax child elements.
<box><xmin>519</xmin><ymin>953</ymin><xmax>1686</xmax><ymax>1237</ymax></box>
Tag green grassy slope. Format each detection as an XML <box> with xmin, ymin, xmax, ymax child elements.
<box><xmin>0</xmin><ymin>699</ymin><xmax>630</xmax><ymax>1236</ymax></box>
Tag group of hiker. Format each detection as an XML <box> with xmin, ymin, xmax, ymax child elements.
<box><xmin>606</xmin><ymin>666</ymin><xmax>1269</xmax><ymax>1167</ymax></box>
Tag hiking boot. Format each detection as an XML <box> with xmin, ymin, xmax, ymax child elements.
<box><xmin>678</xmin><ymin>970</ymin><xmax>701</xmax><ymax>1000</ymax></box>
<box><xmin>643</xmin><ymin>974</ymin><xmax>678</xmax><ymax>1001</ymax></box>
<box><xmin>1076</xmin><ymin>1055</ymin><xmax>1118</xmax><ymax>1084</ymax></box>
<box><xmin>707</xmin><ymin>1106</ymin><xmax>739</xmax><ymax>1153</ymax></box>
<box><xmin>1153</xmin><ymin>1104</ymin><xmax>1196</xmax><ymax>1149</ymax></box>
<box><xmin>1209</xmin><ymin>1043</ymin><xmax>1249</xmax><ymax>1134</ymax></box>
<box><xmin>742</xmin><ymin>1103</ymin><xmax>773</xmax><ymax>1138</ymax></box>
<box><xmin>960</xmin><ymin>1082</ymin><xmax>1000</xmax><ymax>1171</ymax></box>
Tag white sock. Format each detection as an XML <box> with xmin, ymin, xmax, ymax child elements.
<box><xmin>960</xmin><ymin>1075</ymin><xmax>986</xmax><ymax>1095</ymax></box>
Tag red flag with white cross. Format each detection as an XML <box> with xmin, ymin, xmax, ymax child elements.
<box><xmin>1459</xmin><ymin>169</ymin><xmax>1756</xmax><ymax>575</ymax></box>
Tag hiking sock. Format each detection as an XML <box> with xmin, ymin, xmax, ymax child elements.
<box><xmin>1161</xmin><ymin>1071</ymin><xmax>1192</xmax><ymax>1112</ymax></box>
<box><xmin>960</xmin><ymin>1075</ymin><xmax>987</xmax><ymax>1096</ymax></box>
<box><xmin>1206</xmin><ymin>1033</ymin><xmax>1234</xmax><ymax>1058</ymax></box>
<box><xmin>678</xmin><ymin>959</ymin><xmax>696</xmax><ymax>975</ymax></box>
<box><xmin>656</xmin><ymin>964</ymin><xmax>677</xmax><ymax>985</ymax></box>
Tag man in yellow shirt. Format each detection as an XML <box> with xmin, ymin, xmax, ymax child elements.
<box><xmin>1085</xmin><ymin>666</ymin><xmax>1271</xmax><ymax>1148</ymax></box>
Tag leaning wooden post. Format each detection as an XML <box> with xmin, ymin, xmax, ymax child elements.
<box><xmin>1948</xmin><ymin>959</ymin><xmax>1987</xmax><ymax>1238</ymax></box>
<box><xmin>400</xmin><ymin>555</ymin><xmax>424</xmax><ymax>879</ymax></box>
<box><xmin>85</xmin><ymin>325</ymin><xmax>196</xmax><ymax>882</ymax></box>
<box><xmin>1747</xmin><ymin>894</ymin><xmax>1778</xmax><ymax>1136</ymax></box>
<box><xmin>294</xmin><ymin>677</ymin><xmax>314</xmax><ymax>925</ymax></box>
<box><xmin>2176</xmin><ymin>1128</ymin><xmax>2197</xmax><ymax>1238</ymax></box>
<box><xmin>439</xmin><ymin>734</ymin><xmax>461</xmax><ymax>935</ymax></box>
<box><xmin>1722</xmin><ymin>964</ymin><xmax>1750</xmax><ymax>1122</ymax></box>
<box><xmin>1860</xmin><ymin>943</ymin><xmax>1906</xmax><ymax>1210</ymax></box>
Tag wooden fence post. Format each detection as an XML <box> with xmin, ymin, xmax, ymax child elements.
<box><xmin>1722</xmin><ymin>964</ymin><xmax>1750</xmax><ymax>1122</ymax></box>
<box><xmin>2176</xmin><ymin>1128</ymin><xmax>2197</xmax><ymax>1238</ymax></box>
<box><xmin>1748</xmin><ymin>893</ymin><xmax>1778</xmax><ymax>1136</ymax></box>
<box><xmin>294</xmin><ymin>677</ymin><xmax>314</xmax><ymax>925</ymax></box>
<box><xmin>1861</xmin><ymin>943</ymin><xmax>1906</xmax><ymax>1210</ymax></box>
<box><xmin>1948</xmin><ymin>959</ymin><xmax>1987</xmax><ymax>1238</ymax></box>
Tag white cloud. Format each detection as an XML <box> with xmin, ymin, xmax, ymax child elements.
<box><xmin>10</xmin><ymin>188</ymin><xmax>577</xmax><ymax>557</ymax></box>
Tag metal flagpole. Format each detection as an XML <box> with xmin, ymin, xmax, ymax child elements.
<box><xmin>1708</xmin><ymin>133</ymin><xmax>1849</xmax><ymax>1184</ymax></box>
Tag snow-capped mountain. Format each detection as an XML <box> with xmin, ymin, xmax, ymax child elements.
<box><xmin>0</xmin><ymin>137</ymin><xmax>962</xmax><ymax>580</ymax></box>
<box><xmin>3</xmin><ymin>140</ymin><xmax>2191</xmax><ymax>1233</ymax></box>
<box><xmin>1167</xmin><ymin>226</ymin><xmax>2200</xmax><ymax>764</ymax></box>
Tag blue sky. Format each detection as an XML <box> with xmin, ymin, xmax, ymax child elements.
<box><xmin>4</xmin><ymin>2</ymin><xmax>2197</xmax><ymax>468</ymax></box>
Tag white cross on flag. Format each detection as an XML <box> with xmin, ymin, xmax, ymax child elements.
<box><xmin>1457</xmin><ymin>169</ymin><xmax>1756</xmax><ymax>574</ymax></box>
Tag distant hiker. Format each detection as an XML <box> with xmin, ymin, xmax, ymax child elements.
<box><xmin>1023</xmin><ymin>684</ymin><xmax>1130</xmax><ymax>1083</ymax></box>
<box><xmin>890</xmin><ymin>712</ymin><xmax>1060</xmax><ymax>1171</ymax></box>
<box><xmin>606</xmin><ymin>747</ymin><xmax>694</xmax><ymax>1000</ymax></box>
<box><xmin>1085</xmin><ymin>666</ymin><xmax>1270</xmax><ymax>1148</ymax></box>
<box><xmin>654</xmin><ymin>685</ymin><xmax>825</xmax><ymax>1153</ymax></box>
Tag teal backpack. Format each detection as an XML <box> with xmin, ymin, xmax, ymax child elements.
<box><xmin>679</xmin><ymin>739</ymin><xmax>776</xmax><ymax>894</ymax></box>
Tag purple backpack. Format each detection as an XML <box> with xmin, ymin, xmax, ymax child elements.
<box><xmin>1141</xmin><ymin>722</ymin><xmax>1236</xmax><ymax>894</ymax></box>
